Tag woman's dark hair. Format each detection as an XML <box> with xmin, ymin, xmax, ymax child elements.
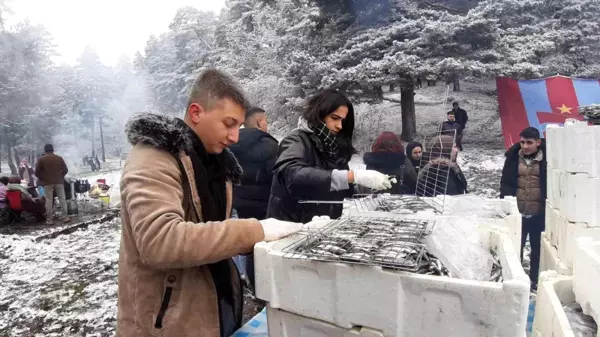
<box><xmin>0</xmin><ymin>176</ymin><xmax>8</xmax><ymax>186</ymax></box>
<box><xmin>303</xmin><ymin>89</ymin><xmax>357</xmax><ymax>155</ymax></box>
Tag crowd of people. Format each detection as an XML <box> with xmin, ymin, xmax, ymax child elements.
<box><xmin>115</xmin><ymin>69</ymin><xmax>479</xmax><ymax>337</ymax></box>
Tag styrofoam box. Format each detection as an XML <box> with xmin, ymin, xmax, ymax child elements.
<box><xmin>255</xmin><ymin>217</ymin><xmax>530</xmax><ymax>337</ymax></box>
<box><xmin>553</xmin><ymin>215</ymin><xmax>600</xmax><ymax>269</ymax></box>
<box><xmin>532</xmin><ymin>271</ymin><xmax>586</xmax><ymax>337</ymax></box>
<box><xmin>548</xmin><ymin>168</ymin><xmax>561</xmax><ymax>211</ymax></box>
<box><xmin>546</xmin><ymin>201</ymin><xmax>561</xmax><ymax>248</ymax></box>
<box><xmin>563</xmin><ymin>121</ymin><xmax>600</xmax><ymax>178</ymax></box>
<box><xmin>573</xmin><ymin>237</ymin><xmax>600</xmax><ymax>325</ymax></box>
<box><xmin>540</xmin><ymin>233</ymin><xmax>572</xmax><ymax>277</ymax></box>
<box><xmin>546</xmin><ymin>123</ymin><xmax>565</xmax><ymax>171</ymax></box>
<box><xmin>560</xmin><ymin>172</ymin><xmax>600</xmax><ymax>226</ymax></box>
<box><xmin>347</xmin><ymin>196</ymin><xmax>523</xmax><ymax>259</ymax></box>
<box><xmin>267</xmin><ymin>305</ymin><xmax>386</xmax><ymax>337</ymax></box>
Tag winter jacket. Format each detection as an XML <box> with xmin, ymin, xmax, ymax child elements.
<box><xmin>441</xmin><ymin>121</ymin><xmax>462</xmax><ymax>134</ymax></box>
<box><xmin>229</xmin><ymin>128</ymin><xmax>278</xmax><ymax>220</ymax></box>
<box><xmin>117</xmin><ymin>114</ymin><xmax>265</xmax><ymax>337</ymax></box>
<box><xmin>500</xmin><ymin>141</ymin><xmax>547</xmax><ymax>215</ymax></box>
<box><xmin>449</xmin><ymin>108</ymin><xmax>469</xmax><ymax>129</ymax></box>
<box><xmin>362</xmin><ymin>151</ymin><xmax>417</xmax><ymax>194</ymax></box>
<box><xmin>267</xmin><ymin>128</ymin><xmax>353</xmax><ymax>223</ymax></box>
<box><xmin>35</xmin><ymin>153</ymin><xmax>68</xmax><ymax>186</ymax></box>
<box><xmin>0</xmin><ymin>184</ymin><xmax>6</xmax><ymax>209</ymax></box>
<box><xmin>416</xmin><ymin>157</ymin><xmax>468</xmax><ymax>196</ymax></box>
<box><xmin>19</xmin><ymin>165</ymin><xmax>35</xmax><ymax>187</ymax></box>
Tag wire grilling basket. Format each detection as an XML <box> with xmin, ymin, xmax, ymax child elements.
<box><xmin>282</xmin><ymin>216</ymin><xmax>436</xmax><ymax>272</ymax></box>
<box><xmin>351</xmin><ymin>194</ymin><xmax>436</xmax><ymax>214</ymax></box>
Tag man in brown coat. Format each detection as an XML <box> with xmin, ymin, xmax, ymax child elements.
<box><xmin>117</xmin><ymin>69</ymin><xmax>303</xmax><ymax>337</ymax></box>
<box><xmin>35</xmin><ymin>143</ymin><xmax>70</xmax><ymax>224</ymax></box>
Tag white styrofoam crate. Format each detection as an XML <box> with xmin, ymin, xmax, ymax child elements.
<box><xmin>540</xmin><ymin>233</ymin><xmax>572</xmax><ymax>276</ymax></box>
<box><xmin>267</xmin><ymin>305</ymin><xmax>385</xmax><ymax>337</ymax></box>
<box><xmin>532</xmin><ymin>271</ymin><xmax>582</xmax><ymax>337</ymax></box>
<box><xmin>548</xmin><ymin>169</ymin><xmax>561</xmax><ymax>211</ymax></box>
<box><xmin>546</xmin><ymin>201</ymin><xmax>560</xmax><ymax>248</ymax></box>
<box><xmin>563</xmin><ymin>121</ymin><xmax>600</xmax><ymax>178</ymax></box>
<box><xmin>573</xmin><ymin>237</ymin><xmax>600</xmax><ymax>325</ymax></box>
<box><xmin>255</xmin><ymin>218</ymin><xmax>530</xmax><ymax>337</ymax></box>
<box><xmin>546</xmin><ymin>123</ymin><xmax>565</xmax><ymax>171</ymax></box>
<box><xmin>550</xmin><ymin>214</ymin><xmax>600</xmax><ymax>269</ymax></box>
<box><xmin>561</xmin><ymin>173</ymin><xmax>600</xmax><ymax>226</ymax></box>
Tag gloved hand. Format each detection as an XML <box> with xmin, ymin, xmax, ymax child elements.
<box><xmin>259</xmin><ymin>218</ymin><xmax>304</xmax><ymax>241</ymax></box>
<box><xmin>353</xmin><ymin>170</ymin><xmax>393</xmax><ymax>191</ymax></box>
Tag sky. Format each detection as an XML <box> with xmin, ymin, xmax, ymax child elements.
<box><xmin>6</xmin><ymin>0</ymin><xmax>226</xmax><ymax>66</ymax></box>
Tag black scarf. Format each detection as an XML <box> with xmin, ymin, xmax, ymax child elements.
<box><xmin>311</xmin><ymin>122</ymin><xmax>340</xmax><ymax>158</ymax></box>
<box><xmin>180</xmin><ymin>120</ymin><xmax>238</xmax><ymax>337</ymax></box>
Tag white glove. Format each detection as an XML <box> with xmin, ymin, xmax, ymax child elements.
<box><xmin>259</xmin><ymin>218</ymin><xmax>304</xmax><ymax>242</ymax></box>
<box><xmin>353</xmin><ymin>170</ymin><xmax>393</xmax><ymax>191</ymax></box>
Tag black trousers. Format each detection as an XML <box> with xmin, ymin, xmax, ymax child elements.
<box><xmin>520</xmin><ymin>213</ymin><xmax>545</xmax><ymax>286</ymax></box>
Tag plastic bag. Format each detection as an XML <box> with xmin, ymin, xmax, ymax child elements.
<box><xmin>425</xmin><ymin>216</ymin><xmax>494</xmax><ymax>281</ymax></box>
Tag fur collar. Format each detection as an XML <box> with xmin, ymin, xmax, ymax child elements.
<box><xmin>125</xmin><ymin>113</ymin><xmax>243</xmax><ymax>184</ymax></box>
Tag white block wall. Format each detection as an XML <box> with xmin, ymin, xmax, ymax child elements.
<box><xmin>573</xmin><ymin>237</ymin><xmax>600</xmax><ymax>326</ymax></box>
<box><xmin>563</xmin><ymin>122</ymin><xmax>600</xmax><ymax>178</ymax></box>
<box><xmin>540</xmin><ymin>233</ymin><xmax>572</xmax><ymax>276</ymax></box>
<box><xmin>532</xmin><ymin>271</ymin><xmax>581</xmax><ymax>337</ymax></box>
<box><xmin>546</xmin><ymin>202</ymin><xmax>560</xmax><ymax>248</ymax></box>
<box><xmin>561</xmin><ymin>173</ymin><xmax>600</xmax><ymax>226</ymax></box>
<box><xmin>267</xmin><ymin>305</ymin><xmax>386</xmax><ymax>337</ymax></box>
<box><xmin>255</xmin><ymin>220</ymin><xmax>530</xmax><ymax>337</ymax></box>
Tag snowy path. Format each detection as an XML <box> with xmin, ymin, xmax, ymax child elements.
<box><xmin>0</xmin><ymin>147</ymin><xmax>509</xmax><ymax>335</ymax></box>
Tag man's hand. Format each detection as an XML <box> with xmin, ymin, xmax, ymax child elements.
<box><xmin>259</xmin><ymin>218</ymin><xmax>304</xmax><ymax>241</ymax></box>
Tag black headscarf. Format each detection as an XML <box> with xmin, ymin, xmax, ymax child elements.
<box><xmin>406</xmin><ymin>141</ymin><xmax>423</xmax><ymax>170</ymax></box>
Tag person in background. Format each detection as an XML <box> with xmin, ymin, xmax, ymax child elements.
<box><xmin>416</xmin><ymin>135</ymin><xmax>467</xmax><ymax>196</ymax></box>
<box><xmin>500</xmin><ymin>127</ymin><xmax>547</xmax><ymax>291</ymax></box>
<box><xmin>362</xmin><ymin>132</ymin><xmax>417</xmax><ymax>194</ymax></box>
<box><xmin>406</xmin><ymin>141</ymin><xmax>423</xmax><ymax>174</ymax></box>
<box><xmin>6</xmin><ymin>175</ymin><xmax>47</xmax><ymax>222</ymax></box>
<box><xmin>448</xmin><ymin>102</ymin><xmax>468</xmax><ymax>150</ymax></box>
<box><xmin>118</xmin><ymin>69</ymin><xmax>302</xmax><ymax>337</ymax></box>
<box><xmin>19</xmin><ymin>159</ymin><xmax>36</xmax><ymax>189</ymax></box>
<box><xmin>441</xmin><ymin>111</ymin><xmax>463</xmax><ymax>151</ymax></box>
<box><xmin>35</xmin><ymin>144</ymin><xmax>70</xmax><ymax>224</ymax></box>
<box><xmin>267</xmin><ymin>89</ymin><xmax>392</xmax><ymax>223</ymax></box>
<box><xmin>229</xmin><ymin>107</ymin><xmax>278</xmax><ymax>290</ymax></box>
<box><xmin>0</xmin><ymin>176</ymin><xmax>7</xmax><ymax>209</ymax></box>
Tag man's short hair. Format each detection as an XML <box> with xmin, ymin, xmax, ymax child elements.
<box><xmin>0</xmin><ymin>176</ymin><xmax>8</xmax><ymax>186</ymax></box>
<box><xmin>245</xmin><ymin>107</ymin><xmax>265</xmax><ymax>121</ymax></box>
<box><xmin>452</xmin><ymin>102</ymin><xmax>459</xmax><ymax>107</ymax></box>
<box><xmin>520</xmin><ymin>127</ymin><xmax>541</xmax><ymax>140</ymax></box>
<box><xmin>447</xmin><ymin>111</ymin><xmax>455</xmax><ymax>116</ymax></box>
<box><xmin>187</xmin><ymin>69</ymin><xmax>249</xmax><ymax>111</ymax></box>
<box><xmin>44</xmin><ymin>144</ymin><xmax>54</xmax><ymax>153</ymax></box>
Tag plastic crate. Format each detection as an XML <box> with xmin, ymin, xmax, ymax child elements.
<box><xmin>573</xmin><ymin>237</ymin><xmax>600</xmax><ymax>326</ymax></box>
<box><xmin>532</xmin><ymin>271</ymin><xmax>582</xmax><ymax>337</ymax></box>
<box><xmin>540</xmin><ymin>233</ymin><xmax>572</xmax><ymax>276</ymax></box>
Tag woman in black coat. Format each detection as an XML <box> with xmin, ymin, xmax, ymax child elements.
<box><xmin>416</xmin><ymin>135</ymin><xmax>468</xmax><ymax>196</ymax></box>
<box><xmin>362</xmin><ymin>132</ymin><xmax>417</xmax><ymax>195</ymax></box>
<box><xmin>267</xmin><ymin>90</ymin><xmax>392</xmax><ymax>223</ymax></box>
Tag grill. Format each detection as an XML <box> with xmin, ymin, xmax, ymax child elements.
<box><xmin>283</xmin><ymin>216</ymin><xmax>435</xmax><ymax>272</ymax></box>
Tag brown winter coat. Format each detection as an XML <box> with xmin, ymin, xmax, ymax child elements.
<box><xmin>117</xmin><ymin>114</ymin><xmax>265</xmax><ymax>337</ymax></box>
<box><xmin>516</xmin><ymin>150</ymin><xmax>544</xmax><ymax>215</ymax></box>
<box><xmin>35</xmin><ymin>153</ymin><xmax>68</xmax><ymax>185</ymax></box>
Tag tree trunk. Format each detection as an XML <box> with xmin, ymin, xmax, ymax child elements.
<box><xmin>0</xmin><ymin>132</ymin><xmax>3</xmax><ymax>173</ymax></box>
<box><xmin>14</xmin><ymin>148</ymin><xmax>21</xmax><ymax>169</ymax></box>
<box><xmin>91</xmin><ymin>117</ymin><xmax>96</xmax><ymax>158</ymax></box>
<box><xmin>99</xmin><ymin>116</ymin><xmax>106</xmax><ymax>162</ymax></box>
<box><xmin>453</xmin><ymin>76</ymin><xmax>461</xmax><ymax>92</ymax></box>
<box><xmin>7</xmin><ymin>141</ymin><xmax>17</xmax><ymax>175</ymax></box>
<box><xmin>400</xmin><ymin>86</ymin><xmax>417</xmax><ymax>142</ymax></box>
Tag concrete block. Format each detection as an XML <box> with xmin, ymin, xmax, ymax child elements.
<box><xmin>546</xmin><ymin>123</ymin><xmax>565</xmax><ymax>171</ymax></box>
<box><xmin>540</xmin><ymin>233</ymin><xmax>572</xmax><ymax>277</ymax></box>
<box><xmin>563</xmin><ymin>122</ymin><xmax>600</xmax><ymax>178</ymax></box>
<box><xmin>573</xmin><ymin>237</ymin><xmax>600</xmax><ymax>325</ymax></box>
<box><xmin>548</xmin><ymin>169</ymin><xmax>561</xmax><ymax>210</ymax></box>
<box><xmin>546</xmin><ymin>202</ymin><xmax>561</xmax><ymax>248</ymax></box>
<box><xmin>255</xmin><ymin>220</ymin><xmax>530</xmax><ymax>337</ymax></box>
<box><xmin>532</xmin><ymin>271</ymin><xmax>579</xmax><ymax>337</ymax></box>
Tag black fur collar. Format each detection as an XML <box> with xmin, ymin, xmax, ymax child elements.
<box><xmin>126</xmin><ymin>113</ymin><xmax>243</xmax><ymax>184</ymax></box>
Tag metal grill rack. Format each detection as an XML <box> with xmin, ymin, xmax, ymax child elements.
<box><xmin>414</xmin><ymin>129</ymin><xmax>458</xmax><ymax>213</ymax></box>
<box><xmin>352</xmin><ymin>194</ymin><xmax>435</xmax><ymax>214</ymax></box>
<box><xmin>282</xmin><ymin>216</ymin><xmax>434</xmax><ymax>272</ymax></box>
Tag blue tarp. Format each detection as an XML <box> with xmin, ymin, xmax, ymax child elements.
<box><xmin>232</xmin><ymin>308</ymin><xmax>268</xmax><ymax>337</ymax></box>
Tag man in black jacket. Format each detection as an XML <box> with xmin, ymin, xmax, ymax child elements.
<box><xmin>448</xmin><ymin>102</ymin><xmax>468</xmax><ymax>150</ymax></box>
<box><xmin>229</xmin><ymin>107</ymin><xmax>278</xmax><ymax>289</ymax></box>
<box><xmin>500</xmin><ymin>127</ymin><xmax>547</xmax><ymax>290</ymax></box>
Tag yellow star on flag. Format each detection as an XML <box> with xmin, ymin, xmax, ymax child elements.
<box><xmin>557</xmin><ymin>104</ymin><xmax>573</xmax><ymax>114</ymax></box>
